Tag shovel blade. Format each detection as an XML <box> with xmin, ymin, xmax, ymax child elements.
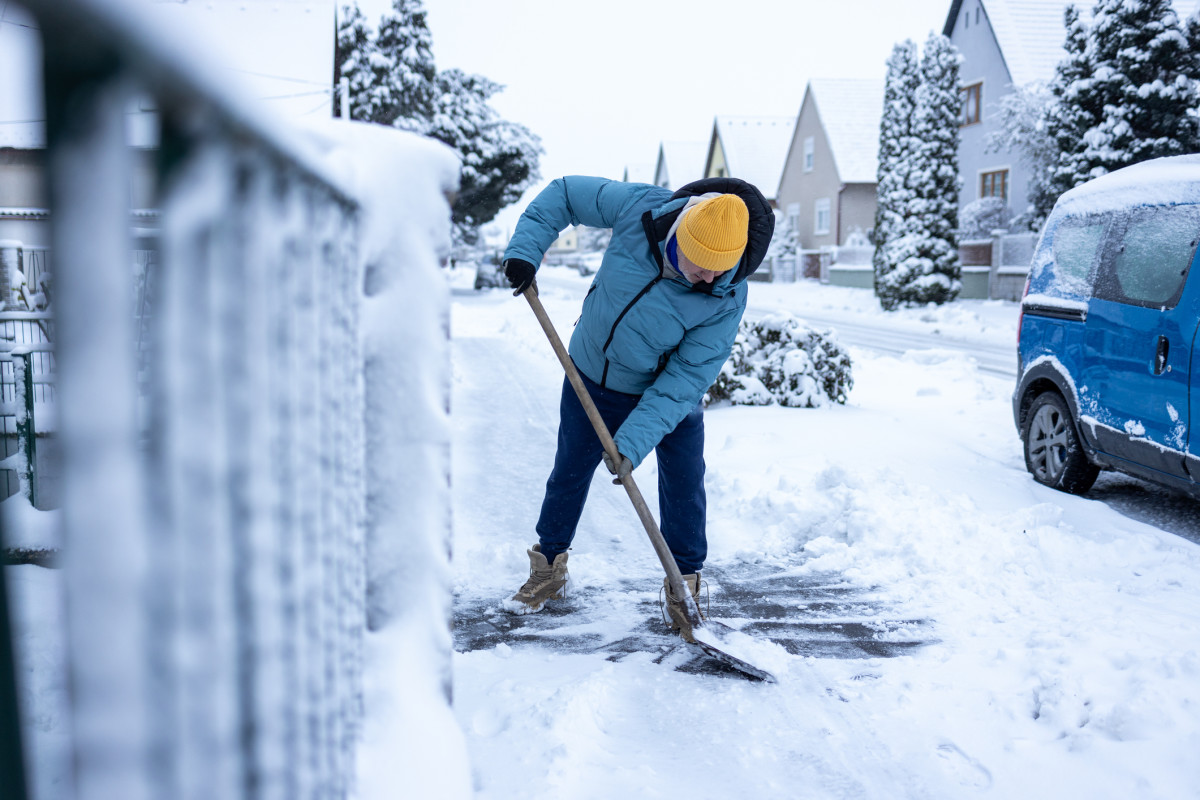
<box><xmin>689</xmin><ymin>620</ymin><xmax>777</xmax><ymax>683</ymax></box>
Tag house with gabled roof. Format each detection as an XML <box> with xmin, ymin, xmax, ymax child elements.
<box><xmin>945</xmin><ymin>0</ymin><xmax>1075</xmax><ymax>225</ymax></box>
<box><xmin>703</xmin><ymin>116</ymin><xmax>796</xmax><ymax>207</ymax></box>
<box><xmin>776</xmin><ymin>78</ymin><xmax>884</xmax><ymax>255</ymax></box>
<box><xmin>1</xmin><ymin>2</ymin><xmax>49</xmax><ymax>254</ymax></box>
<box><xmin>949</xmin><ymin>0</ymin><xmax>1200</xmax><ymax>227</ymax></box>
<box><xmin>0</xmin><ymin>0</ymin><xmax>335</xmax><ymax>264</ymax></box>
<box><xmin>653</xmin><ymin>141</ymin><xmax>708</xmax><ymax>190</ymax></box>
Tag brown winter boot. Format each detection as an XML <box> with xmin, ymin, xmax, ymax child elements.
<box><xmin>507</xmin><ymin>545</ymin><xmax>569</xmax><ymax>614</ymax></box>
<box><xmin>662</xmin><ymin>573</ymin><xmax>704</xmax><ymax>643</ymax></box>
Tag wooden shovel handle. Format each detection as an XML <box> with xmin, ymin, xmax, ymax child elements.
<box><xmin>522</xmin><ymin>287</ymin><xmax>695</xmax><ymax>608</ymax></box>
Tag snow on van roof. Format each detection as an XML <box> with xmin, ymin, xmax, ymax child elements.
<box><xmin>1054</xmin><ymin>155</ymin><xmax>1200</xmax><ymax>217</ymax></box>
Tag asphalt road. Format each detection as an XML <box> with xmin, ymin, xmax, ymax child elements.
<box><xmin>746</xmin><ymin>307</ymin><xmax>1020</xmax><ymax>380</ymax></box>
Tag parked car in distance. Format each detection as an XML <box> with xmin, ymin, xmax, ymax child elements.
<box><xmin>1014</xmin><ymin>154</ymin><xmax>1200</xmax><ymax>498</ymax></box>
<box><xmin>473</xmin><ymin>257</ymin><xmax>506</xmax><ymax>290</ymax></box>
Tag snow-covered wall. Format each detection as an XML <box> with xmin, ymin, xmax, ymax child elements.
<box><xmin>19</xmin><ymin>0</ymin><xmax>468</xmax><ymax>797</ymax></box>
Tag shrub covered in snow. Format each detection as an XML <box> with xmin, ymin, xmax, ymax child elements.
<box><xmin>959</xmin><ymin>196</ymin><xmax>1011</xmax><ymax>239</ymax></box>
<box><xmin>706</xmin><ymin>314</ymin><xmax>852</xmax><ymax>408</ymax></box>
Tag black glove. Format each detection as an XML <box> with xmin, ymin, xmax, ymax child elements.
<box><xmin>602</xmin><ymin>451</ymin><xmax>632</xmax><ymax>484</ymax></box>
<box><xmin>504</xmin><ymin>258</ymin><xmax>537</xmax><ymax>296</ymax></box>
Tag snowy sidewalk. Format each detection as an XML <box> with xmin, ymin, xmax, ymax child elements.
<box><xmin>448</xmin><ymin>268</ymin><xmax>1200</xmax><ymax>800</ymax></box>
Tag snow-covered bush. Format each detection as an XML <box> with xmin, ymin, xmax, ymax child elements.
<box><xmin>959</xmin><ymin>197</ymin><xmax>1011</xmax><ymax>239</ymax></box>
<box><xmin>706</xmin><ymin>314</ymin><xmax>852</xmax><ymax>408</ymax></box>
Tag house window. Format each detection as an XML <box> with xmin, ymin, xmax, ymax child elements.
<box><xmin>803</xmin><ymin>137</ymin><xmax>815</xmax><ymax>172</ymax></box>
<box><xmin>960</xmin><ymin>82</ymin><xmax>982</xmax><ymax>126</ymax></box>
<box><xmin>814</xmin><ymin>198</ymin><xmax>831</xmax><ymax>236</ymax></box>
<box><xmin>980</xmin><ymin>169</ymin><xmax>1008</xmax><ymax>201</ymax></box>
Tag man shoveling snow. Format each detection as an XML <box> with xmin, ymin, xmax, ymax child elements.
<box><xmin>499</xmin><ymin>175</ymin><xmax>774</xmax><ymax>640</ymax></box>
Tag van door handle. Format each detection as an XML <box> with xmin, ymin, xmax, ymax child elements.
<box><xmin>1154</xmin><ymin>335</ymin><xmax>1170</xmax><ymax>375</ymax></box>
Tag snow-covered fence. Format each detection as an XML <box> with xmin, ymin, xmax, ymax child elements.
<box><xmin>0</xmin><ymin>344</ymin><xmax>51</xmax><ymax>508</ymax></box>
<box><xmin>0</xmin><ymin>313</ymin><xmax>54</xmax><ymax>506</ymax></box>
<box><xmin>0</xmin><ymin>243</ymin><xmax>51</xmax><ymax>311</ymax></box>
<box><xmin>16</xmin><ymin>0</ymin><xmax>465</xmax><ymax>798</ymax></box>
<box><xmin>957</xmin><ymin>231</ymin><xmax>1036</xmax><ymax>300</ymax></box>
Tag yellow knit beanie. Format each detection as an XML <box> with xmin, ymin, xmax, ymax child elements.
<box><xmin>675</xmin><ymin>194</ymin><xmax>749</xmax><ymax>272</ymax></box>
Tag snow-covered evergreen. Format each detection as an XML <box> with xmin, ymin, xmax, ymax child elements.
<box><xmin>1040</xmin><ymin>0</ymin><xmax>1200</xmax><ymax>214</ymax></box>
<box><xmin>1082</xmin><ymin>0</ymin><xmax>1200</xmax><ymax>176</ymax></box>
<box><xmin>1043</xmin><ymin>5</ymin><xmax>1100</xmax><ymax>223</ymax></box>
<box><xmin>369</xmin><ymin>0</ymin><xmax>437</xmax><ymax>127</ymax></box>
<box><xmin>873</xmin><ymin>40</ymin><xmax>919</xmax><ymax>291</ymax></box>
<box><xmin>335</xmin><ymin>3</ymin><xmax>374</xmax><ymax>123</ymax></box>
<box><xmin>876</xmin><ymin>34</ymin><xmax>961</xmax><ymax>310</ymax></box>
<box><xmin>425</xmin><ymin>69</ymin><xmax>541</xmax><ymax>238</ymax></box>
<box><xmin>335</xmin><ymin>0</ymin><xmax>541</xmax><ymax>240</ymax></box>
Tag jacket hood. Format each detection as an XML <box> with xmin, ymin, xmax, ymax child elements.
<box><xmin>641</xmin><ymin>177</ymin><xmax>775</xmax><ymax>286</ymax></box>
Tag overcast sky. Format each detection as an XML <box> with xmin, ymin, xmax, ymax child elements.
<box><xmin>363</xmin><ymin>0</ymin><xmax>950</xmax><ymax>233</ymax></box>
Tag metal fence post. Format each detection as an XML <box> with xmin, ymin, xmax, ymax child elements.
<box><xmin>13</xmin><ymin>350</ymin><xmax>37</xmax><ymax>509</ymax></box>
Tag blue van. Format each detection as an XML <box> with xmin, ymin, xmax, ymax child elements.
<box><xmin>1014</xmin><ymin>155</ymin><xmax>1200</xmax><ymax>497</ymax></box>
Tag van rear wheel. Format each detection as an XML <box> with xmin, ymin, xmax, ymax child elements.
<box><xmin>1023</xmin><ymin>391</ymin><xmax>1100</xmax><ymax>494</ymax></box>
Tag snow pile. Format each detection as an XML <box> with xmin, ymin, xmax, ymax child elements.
<box><xmin>707</xmin><ymin>313</ymin><xmax>852</xmax><ymax>408</ymax></box>
<box><xmin>302</xmin><ymin>119</ymin><xmax>471</xmax><ymax>800</ymax></box>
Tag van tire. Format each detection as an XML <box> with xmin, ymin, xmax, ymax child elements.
<box><xmin>1023</xmin><ymin>391</ymin><xmax>1100</xmax><ymax>494</ymax></box>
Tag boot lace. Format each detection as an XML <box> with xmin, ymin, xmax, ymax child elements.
<box><xmin>517</xmin><ymin>563</ymin><xmax>568</xmax><ymax>599</ymax></box>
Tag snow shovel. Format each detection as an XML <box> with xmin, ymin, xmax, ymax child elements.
<box><xmin>522</xmin><ymin>287</ymin><xmax>776</xmax><ymax>683</ymax></box>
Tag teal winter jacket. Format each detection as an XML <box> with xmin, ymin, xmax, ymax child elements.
<box><xmin>504</xmin><ymin>176</ymin><xmax>774</xmax><ymax>468</ymax></box>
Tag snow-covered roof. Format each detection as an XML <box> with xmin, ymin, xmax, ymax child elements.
<box><xmin>946</xmin><ymin>0</ymin><xmax>1200</xmax><ymax>88</ymax></box>
<box><xmin>944</xmin><ymin>0</ymin><xmax>1074</xmax><ymax>87</ymax></box>
<box><xmin>1</xmin><ymin>3</ymin><xmax>45</xmax><ymax>148</ymax></box>
<box><xmin>1054</xmin><ymin>154</ymin><xmax>1200</xmax><ymax>216</ymax></box>
<box><xmin>807</xmin><ymin>79</ymin><xmax>884</xmax><ymax>184</ymax></box>
<box><xmin>709</xmin><ymin>116</ymin><xmax>796</xmax><ymax>200</ymax></box>
<box><xmin>655</xmin><ymin>141</ymin><xmax>708</xmax><ymax>190</ymax></box>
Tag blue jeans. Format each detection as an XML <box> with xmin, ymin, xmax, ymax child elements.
<box><xmin>536</xmin><ymin>369</ymin><xmax>707</xmax><ymax>574</ymax></box>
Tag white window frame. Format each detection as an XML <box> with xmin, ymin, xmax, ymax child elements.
<box><xmin>803</xmin><ymin>137</ymin><xmax>815</xmax><ymax>172</ymax></box>
<box><xmin>814</xmin><ymin>198</ymin><xmax>831</xmax><ymax>236</ymax></box>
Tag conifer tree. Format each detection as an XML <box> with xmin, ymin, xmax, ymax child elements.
<box><xmin>873</xmin><ymin>40</ymin><xmax>919</xmax><ymax>294</ymax></box>
<box><xmin>1060</xmin><ymin>0</ymin><xmax>1200</xmax><ymax>184</ymax></box>
<box><xmin>334</xmin><ymin>1</ymin><xmax>541</xmax><ymax>239</ymax></box>
<box><xmin>876</xmin><ymin>35</ymin><xmax>961</xmax><ymax>309</ymax></box>
<box><xmin>425</xmin><ymin>69</ymin><xmax>541</xmax><ymax>238</ymax></box>
<box><xmin>334</xmin><ymin>3</ymin><xmax>372</xmax><ymax>120</ymax></box>
<box><xmin>368</xmin><ymin>0</ymin><xmax>437</xmax><ymax>127</ymax></box>
<box><xmin>1043</xmin><ymin>4</ymin><xmax>1099</xmax><ymax>210</ymax></box>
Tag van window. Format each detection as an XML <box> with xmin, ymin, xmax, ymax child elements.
<box><xmin>1095</xmin><ymin>206</ymin><xmax>1199</xmax><ymax>308</ymax></box>
<box><xmin>1050</xmin><ymin>217</ymin><xmax>1106</xmax><ymax>296</ymax></box>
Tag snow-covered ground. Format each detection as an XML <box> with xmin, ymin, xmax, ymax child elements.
<box><xmin>448</xmin><ymin>265</ymin><xmax>1200</xmax><ymax>799</ymax></box>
